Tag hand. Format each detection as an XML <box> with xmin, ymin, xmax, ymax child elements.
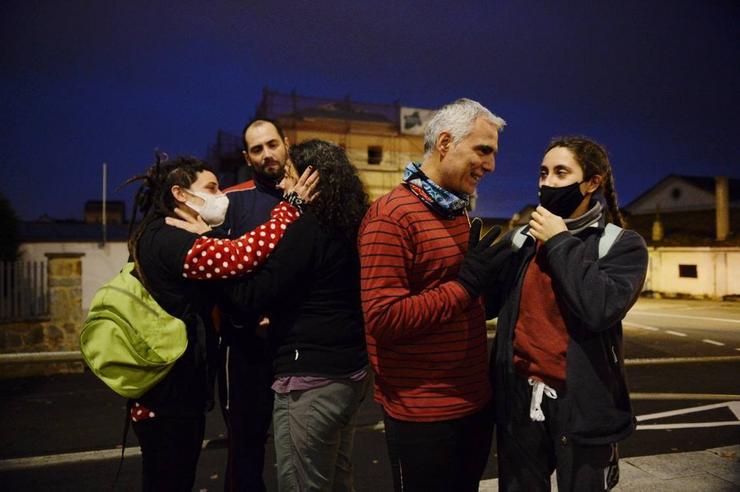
<box><xmin>165</xmin><ymin>207</ymin><xmax>212</xmax><ymax>235</ymax></box>
<box><xmin>457</xmin><ymin>219</ymin><xmax>511</xmax><ymax>298</ymax></box>
<box><xmin>529</xmin><ymin>205</ymin><xmax>567</xmax><ymax>242</ymax></box>
<box><xmin>284</xmin><ymin>165</ymin><xmax>320</xmax><ymax>204</ymax></box>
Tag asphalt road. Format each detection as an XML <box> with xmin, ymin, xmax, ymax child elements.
<box><xmin>1</xmin><ymin>298</ymin><xmax>738</xmax><ymax>491</ymax></box>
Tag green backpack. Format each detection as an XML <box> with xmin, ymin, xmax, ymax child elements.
<box><xmin>80</xmin><ymin>263</ymin><xmax>188</xmax><ymax>399</ymax></box>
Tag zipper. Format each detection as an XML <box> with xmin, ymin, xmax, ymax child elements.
<box><xmin>611</xmin><ymin>345</ymin><xmax>618</xmax><ymax>364</ymax></box>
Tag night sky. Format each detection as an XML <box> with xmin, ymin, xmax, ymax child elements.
<box><xmin>2</xmin><ymin>1</ymin><xmax>738</xmax><ymax>222</ymax></box>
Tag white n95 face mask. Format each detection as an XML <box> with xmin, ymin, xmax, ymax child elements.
<box><xmin>185</xmin><ymin>189</ymin><xmax>229</xmax><ymax>227</ymax></box>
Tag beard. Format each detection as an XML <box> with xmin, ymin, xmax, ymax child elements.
<box><xmin>251</xmin><ymin>159</ymin><xmax>286</xmax><ymax>181</ymax></box>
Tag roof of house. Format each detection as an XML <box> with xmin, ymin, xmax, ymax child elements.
<box><xmin>283</xmin><ymin>103</ymin><xmax>393</xmax><ymax>123</ymax></box>
<box><xmin>624</xmin><ymin>174</ymin><xmax>740</xmax><ymax>211</ymax></box>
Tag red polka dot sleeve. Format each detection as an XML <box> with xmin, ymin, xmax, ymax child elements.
<box><xmin>181</xmin><ymin>202</ymin><xmax>298</xmax><ymax>280</ymax></box>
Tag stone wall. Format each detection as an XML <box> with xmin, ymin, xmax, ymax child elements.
<box><xmin>0</xmin><ymin>253</ymin><xmax>85</xmax><ymax>378</ymax></box>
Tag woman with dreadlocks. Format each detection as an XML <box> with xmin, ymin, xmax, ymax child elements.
<box><xmin>486</xmin><ymin>137</ymin><xmax>648</xmax><ymax>491</ymax></box>
<box><xmin>124</xmin><ymin>154</ymin><xmax>316</xmax><ymax>491</ymax></box>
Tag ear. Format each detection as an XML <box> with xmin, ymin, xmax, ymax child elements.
<box><xmin>241</xmin><ymin>150</ymin><xmax>252</xmax><ymax>167</ymax></box>
<box><xmin>171</xmin><ymin>185</ymin><xmax>189</xmax><ymax>204</ymax></box>
<box><xmin>436</xmin><ymin>132</ymin><xmax>452</xmax><ymax>158</ymax></box>
<box><xmin>283</xmin><ymin>136</ymin><xmax>290</xmax><ymax>149</ymax></box>
<box><xmin>584</xmin><ymin>174</ymin><xmax>603</xmax><ymax>194</ymax></box>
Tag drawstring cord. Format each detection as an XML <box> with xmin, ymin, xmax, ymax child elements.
<box><xmin>528</xmin><ymin>377</ymin><xmax>558</xmax><ymax>421</ymax></box>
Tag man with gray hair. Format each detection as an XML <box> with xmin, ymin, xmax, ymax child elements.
<box><xmin>358</xmin><ymin>98</ymin><xmax>511</xmax><ymax>491</ymax></box>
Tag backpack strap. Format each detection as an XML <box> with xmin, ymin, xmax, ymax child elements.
<box><xmin>113</xmin><ymin>399</ymin><xmax>132</xmax><ymax>487</ymax></box>
<box><xmin>511</xmin><ymin>223</ymin><xmax>622</xmax><ymax>259</ymax></box>
<box><xmin>511</xmin><ymin>225</ymin><xmax>530</xmax><ymax>252</ymax></box>
<box><xmin>598</xmin><ymin>223</ymin><xmax>624</xmax><ymax>259</ymax></box>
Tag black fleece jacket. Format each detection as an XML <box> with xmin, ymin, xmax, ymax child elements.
<box><xmin>487</xmin><ymin>221</ymin><xmax>648</xmax><ymax>445</ymax></box>
<box><xmin>222</xmin><ymin>211</ymin><xmax>368</xmax><ymax>377</ymax></box>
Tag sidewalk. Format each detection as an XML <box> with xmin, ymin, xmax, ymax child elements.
<box><xmin>479</xmin><ymin>445</ymin><xmax>740</xmax><ymax>491</ymax></box>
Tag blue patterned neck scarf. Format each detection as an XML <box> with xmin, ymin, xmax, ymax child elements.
<box><xmin>402</xmin><ymin>162</ymin><xmax>469</xmax><ymax>219</ymax></box>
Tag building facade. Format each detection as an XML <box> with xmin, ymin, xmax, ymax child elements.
<box><xmin>214</xmin><ymin>88</ymin><xmax>431</xmax><ymax>202</ymax></box>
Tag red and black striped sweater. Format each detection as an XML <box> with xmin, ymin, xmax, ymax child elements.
<box><xmin>358</xmin><ymin>184</ymin><xmax>491</xmax><ymax>422</ymax></box>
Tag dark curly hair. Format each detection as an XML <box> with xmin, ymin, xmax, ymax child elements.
<box><xmin>546</xmin><ymin>136</ymin><xmax>625</xmax><ymax>227</ymax></box>
<box><xmin>122</xmin><ymin>154</ymin><xmax>214</xmax><ymax>281</ymax></box>
<box><xmin>289</xmin><ymin>140</ymin><xmax>370</xmax><ymax>240</ymax></box>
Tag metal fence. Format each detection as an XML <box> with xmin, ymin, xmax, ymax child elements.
<box><xmin>0</xmin><ymin>261</ymin><xmax>49</xmax><ymax>321</ymax></box>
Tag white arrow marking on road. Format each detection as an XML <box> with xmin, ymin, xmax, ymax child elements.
<box><xmin>628</xmin><ymin>310</ymin><xmax>740</xmax><ymax>324</ymax></box>
<box><xmin>637</xmin><ymin>421</ymin><xmax>740</xmax><ymax>430</ymax></box>
<box><xmin>665</xmin><ymin>330</ymin><xmax>687</xmax><ymax>337</ymax></box>
<box><xmin>623</xmin><ymin>321</ymin><xmax>659</xmax><ymax>331</ymax></box>
<box><xmin>625</xmin><ymin>356</ymin><xmax>740</xmax><ymax>365</ymax></box>
<box><xmin>702</xmin><ymin>339</ymin><xmax>725</xmax><ymax>346</ymax></box>
<box><xmin>630</xmin><ymin>392</ymin><xmax>740</xmax><ymax>400</ymax></box>
<box><xmin>636</xmin><ymin>401</ymin><xmax>740</xmax><ymax>430</ymax></box>
<box><xmin>637</xmin><ymin>401</ymin><xmax>734</xmax><ymax>420</ymax></box>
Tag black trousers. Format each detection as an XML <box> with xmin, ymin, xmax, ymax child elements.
<box><xmin>218</xmin><ymin>338</ymin><xmax>274</xmax><ymax>492</ymax></box>
<box><xmin>383</xmin><ymin>403</ymin><xmax>494</xmax><ymax>492</ymax></box>
<box><xmin>132</xmin><ymin>414</ymin><xmax>205</xmax><ymax>492</ymax></box>
<box><xmin>497</xmin><ymin>374</ymin><xmax>619</xmax><ymax>491</ymax></box>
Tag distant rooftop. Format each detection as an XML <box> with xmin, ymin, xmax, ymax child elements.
<box><xmin>624</xmin><ymin>174</ymin><xmax>740</xmax><ymax>212</ymax></box>
<box><xmin>256</xmin><ymin>87</ymin><xmax>402</xmax><ymax>124</ymax></box>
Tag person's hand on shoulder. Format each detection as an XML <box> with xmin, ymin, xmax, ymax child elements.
<box><xmin>165</xmin><ymin>207</ymin><xmax>212</xmax><ymax>235</ymax></box>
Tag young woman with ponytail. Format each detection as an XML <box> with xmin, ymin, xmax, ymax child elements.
<box><xmin>486</xmin><ymin>136</ymin><xmax>648</xmax><ymax>491</ymax></box>
<box><xmin>123</xmin><ymin>154</ymin><xmax>316</xmax><ymax>491</ymax></box>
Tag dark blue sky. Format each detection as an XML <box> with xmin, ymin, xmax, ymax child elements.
<box><xmin>2</xmin><ymin>1</ymin><xmax>738</xmax><ymax>221</ymax></box>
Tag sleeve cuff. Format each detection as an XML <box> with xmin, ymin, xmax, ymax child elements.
<box><xmin>543</xmin><ymin>230</ymin><xmax>574</xmax><ymax>254</ymax></box>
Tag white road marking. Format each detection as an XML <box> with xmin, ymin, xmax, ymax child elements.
<box><xmin>625</xmin><ymin>356</ymin><xmax>740</xmax><ymax>365</ymax></box>
<box><xmin>630</xmin><ymin>392</ymin><xmax>740</xmax><ymax>400</ymax></box>
<box><xmin>702</xmin><ymin>339</ymin><xmax>725</xmax><ymax>346</ymax></box>
<box><xmin>0</xmin><ymin>438</ymin><xmax>215</xmax><ymax>471</ymax></box>
<box><xmin>0</xmin><ymin>448</ymin><xmax>139</xmax><ymax>471</ymax></box>
<box><xmin>637</xmin><ymin>401</ymin><xmax>734</xmax><ymax>420</ymax></box>
<box><xmin>628</xmin><ymin>310</ymin><xmax>740</xmax><ymax>324</ymax></box>
<box><xmin>637</xmin><ymin>421</ymin><xmax>740</xmax><ymax>430</ymax></box>
<box><xmin>665</xmin><ymin>330</ymin><xmax>687</xmax><ymax>337</ymax></box>
<box><xmin>623</xmin><ymin>321</ymin><xmax>659</xmax><ymax>331</ymax></box>
<box><xmin>731</xmin><ymin>401</ymin><xmax>740</xmax><ymax>419</ymax></box>
<box><xmin>636</xmin><ymin>401</ymin><xmax>740</xmax><ymax>430</ymax></box>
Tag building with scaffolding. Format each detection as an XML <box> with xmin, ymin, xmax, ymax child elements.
<box><xmin>210</xmin><ymin>88</ymin><xmax>433</xmax><ymax>201</ymax></box>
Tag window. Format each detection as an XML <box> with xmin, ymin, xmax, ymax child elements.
<box><xmin>678</xmin><ymin>264</ymin><xmax>697</xmax><ymax>278</ymax></box>
<box><xmin>368</xmin><ymin>146</ymin><xmax>383</xmax><ymax>165</ymax></box>
<box><xmin>671</xmin><ymin>187</ymin><xmax>682</xmax><ymax>200</ymax></box>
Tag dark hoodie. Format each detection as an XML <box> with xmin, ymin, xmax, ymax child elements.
<box><xmin>487</xmin><ymin>206</ymin><xmax>648</xmax><ymax>445</ymax></box>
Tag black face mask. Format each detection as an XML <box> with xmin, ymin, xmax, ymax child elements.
<box><xmin>538</xmin><ymin>181</ymin><xmax>586</xmax><ymax>218</ymax></box>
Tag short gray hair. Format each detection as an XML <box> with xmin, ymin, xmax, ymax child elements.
<box><xmin>423</xmin><ymin>98</ymin><xmax>506</xmax><ymax>158</ymax></box>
